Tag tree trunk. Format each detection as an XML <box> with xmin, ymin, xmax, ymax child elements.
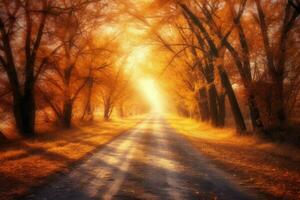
<box><xmin>61</xmin><ymin>61</ymin><xmax>74</xmax><ymax>128</ymax></box>
<box><xmin>104</xmin><ymin>105</ymin><xmax>110</xmax><ymax>120</ymax></box>
<box><xmin>13</xmin><ymin>92</ymin><xmax>36</xmax><ymax>137</ymax></box>
<box><xmin>273</xmin><ymin>76</ymin><xmax>286</xmax><ymax>127</ymax></box>
<box><xmin>248</xmin><ymin>95</ymin><xmax>264</xmax><ymax>131</ymax></box>
<box><xmin>218</xmin><ymin>65</ymin><xmax>247</xmax><ymax>133</ymax></box>
<box><xmin>62</xmin><ymin>100</ymin><xmax>73</xmax><ymax>128</ymax></box>
<box><xmin>198</xmin><ymin>87</ymin><xmax>210</xmax><ymax>121</ymax></box>
<box><xmin>0</xmin><ymin>130</ymin><xmax>6</xmax><ymax>141</ymax></box>
<box><xmin>208</xmin><ymin>83</ymin><xmax>219</xmax><ymax>127</ymax></box>
<box><xmin>82</xmin><ymin>77</ymin><xmax>94</xmax><ymax>121</ymax></box>
<box><xmin>119</xmin><ymin>103</ymin><xmax>124</xmax><ymax>118</ymax></box>
<box><xmin>255</xmin><ymin>0</ymin><xmax>276</xmax><ymax>74</ymax></box>
<box><xmin>217</xmin><ymin>92</ymin><xmax>226</xmax><ymax>127</ymax></box>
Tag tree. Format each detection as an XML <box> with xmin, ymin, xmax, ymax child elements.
<box><xmin>100</xmin><ymin>60</ymin><xmax>132</xmax><ymax>120</ymax></box>
<box><xmin>254</xmin><ymin>0</ymin><xmax>300</xmax><ymax>129</ymax></box>
<box><xmin>179</xmin><ymin>2</ymin><xmax>247</xmax><ymax>132</ymax></box>
<box><xmin>0</xmin><ymin>0</ymin><xmax>63</xmax><ymax>137</ymax></box>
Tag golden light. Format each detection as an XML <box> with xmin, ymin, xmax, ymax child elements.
<box><xmin>138</xmin><ymin>78</ymin><xmax>164</xmax><ymax>113</ymax></box>
<box><xmin>125</xmin><ymin>46</ymin><xmax>150</xmax><ymax>71</ymax></box>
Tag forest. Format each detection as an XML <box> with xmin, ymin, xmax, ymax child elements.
<box><xmin>0</xmin><ymin>0</ymin><xmax>300</xmax><ymax>200</ymax></box>
<box><xmin>0</xmin><ymin>0</ymin><xmax>299</xmax><ymax>139</ymax></box>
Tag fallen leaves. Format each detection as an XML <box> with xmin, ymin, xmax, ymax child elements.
<box><xmin>0</xmin><ymin>117</ymin><xmax>141</xmax><ymax>200</ymax></box>
<box><xmin>167</xmin><ymin>116</ymin><xmax>300</xmax><ymax>200</ymax></box>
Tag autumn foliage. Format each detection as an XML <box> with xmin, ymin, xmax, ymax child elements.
<box><xmin>0</xmin><ymin>0</ymin><xmax>300</xmax><ymax>141</ymax></box>
<box><xmin>150</xmin><ymin>0</ymin><xmax>300</xmax><ymax>139</ymax></box>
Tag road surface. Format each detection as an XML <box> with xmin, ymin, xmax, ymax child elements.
<box><xmin>24</xmin><ymin>116</ymin><xmax>256</xmax><ymax>200</ymax></box>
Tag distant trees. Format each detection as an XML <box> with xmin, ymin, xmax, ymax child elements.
<box><xmin>40</xmin><ymin>0</ymin><xmax>110</xmax><ymax>128</ymax></box>
<box><xmin>152</xmin><ymin>1</ymin><xmax>247</xmax><ymax>133</ymax></box>
<box><xmin>99</xmin><ymin>57</ymin><xmax>133</xmax><ymax>120</ymax></box>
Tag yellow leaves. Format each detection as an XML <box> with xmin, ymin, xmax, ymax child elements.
<box><xmin>167</xmin><ymin>115</ymin><xmax>300</xmax><ymax>200</ymax></box>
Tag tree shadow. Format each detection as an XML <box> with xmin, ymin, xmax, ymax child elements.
<box><xmin>20</xmin><ymin>124</ymin><xmax>256</xmax><ymax>200</ymax></box>
<box><xmin>0</xmin><ymin>124</ymin><xmax>140</xmax><ymax>200</ymax></box>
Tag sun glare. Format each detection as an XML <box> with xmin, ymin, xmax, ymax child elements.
<box><xmin>125</xmin><ymin>46</ymin><xmax>149</xmax><ymax>70</ymax></box>
<box><xmin>138</xmin><ymin>79</ymin><xmax>164</xmax><ymax>113</ymax></box>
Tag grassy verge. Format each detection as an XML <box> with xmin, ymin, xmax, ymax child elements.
<box><xmin>167</xmin><ymin>116</ymin><xmax>300</xmax><ymax>200</ymax></box>
<box><xmin>0</xmin><ymin>117</ymin><xmax>142</xmax><ymax>200</ymax></box>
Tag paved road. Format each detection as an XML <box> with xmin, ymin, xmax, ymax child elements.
<box><xmin>24</xmin><ymin>116</ymin><xmax>256</xmax><ymax>200</ymax></box>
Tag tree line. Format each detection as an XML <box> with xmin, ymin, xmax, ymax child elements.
<box><xmin>1</xmin><ymin>0</ymin><xmax>300</xmax><ymax>139</ymax></box>
<box><xmin>0</xmin><ymin>0</ymin><xmax>137</xmax><ymax>138</ymax></box>
<box><xmin>151</xmin><ymin>0</ymin><xmax>300</xmax><ymax>136</ymax></box>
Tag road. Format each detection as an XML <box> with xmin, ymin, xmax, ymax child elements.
<box><xmin>24</xmin><ymin>116</ymin><xmax>256</xmax><ymax>200</ymax></box>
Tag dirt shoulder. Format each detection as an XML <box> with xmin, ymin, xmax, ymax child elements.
<box><xmin>0</xmin><ymin>117</ymin><xmax>142</xmax><ymax>200</ymax></box>
<box><xmin>167</xmin><ymin>116</ymin><xmax>300</xmax><ymax>200</ymax></box>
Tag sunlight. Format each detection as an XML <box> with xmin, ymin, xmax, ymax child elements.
<box><xmin>125</xmin><ymin>46</ymin><xmax>150</xmax><ymax>71</ymax></box>
<box><xmin>138</xmin><ymin>78</ymin><xmax>164</xmax><ymax>113</ymax></box>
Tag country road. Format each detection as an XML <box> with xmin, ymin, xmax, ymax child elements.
<box><xmin>23</xmin><ymin>116</ymin><xmax>256</xmax><ymax>200</ymax></box>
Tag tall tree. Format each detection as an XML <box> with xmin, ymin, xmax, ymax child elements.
<box><xmin>0</xmin><ymin>0</ymin><xmax>61</xmax><ymax>137</ymax></box>
<box><xmin>254</xmin><ymin>0</ymin><xmax>300</xmax><ymax>128</ymax></box>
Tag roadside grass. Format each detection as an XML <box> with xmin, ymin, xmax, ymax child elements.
<box><xmin>0</xmin><ymin>117</ymin><xmax>142</xmax><ymax>200</ymax></box>
<box><xmin>167</xmin><ymin>116</ymin><xmax>300</xmax><ymax>200</ymax></box>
